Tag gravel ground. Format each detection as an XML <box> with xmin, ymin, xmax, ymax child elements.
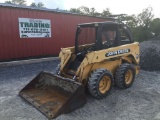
<box><xmin>0</xmin><ymin>60</ymin><xmax>160</xmax><ymax>120</ymax></box>
<box><xmin>140</xmin><ymin>40</ymin><xmax>160</xmax><ymax>71</ymax></box>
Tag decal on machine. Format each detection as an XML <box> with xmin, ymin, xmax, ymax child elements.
<box><xmin>105</xmin><ymin>48</ymin><xmax>130</xmax><ymax>57</ymax></box>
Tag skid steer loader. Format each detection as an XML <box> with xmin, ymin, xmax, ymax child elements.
<box><xmin>19</xmin><ymin>21</ymin><xmax>140</xmax><ymax>119</ymax></box>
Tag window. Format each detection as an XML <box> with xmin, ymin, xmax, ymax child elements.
<box><xmin>101</xmin><ymin>29</ymin><xmax>117</xmax><ymax>47</ymax></box>
<box><xmin>120</xmin><ymin>27</ymin><xmax>131</xmax><ymax>44</ymax></box>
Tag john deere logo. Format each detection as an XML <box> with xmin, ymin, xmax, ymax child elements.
<box><xmin>106</xmin><ymin>48</ymin><xmax>130</xmax><ymax>57</ymax></box>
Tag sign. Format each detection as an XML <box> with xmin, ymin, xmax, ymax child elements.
<box><xmin>105</xmin><ymin>48</ymin><xmax>130</xmax><ymax>57</ymax></box>
<box><xmin>19</xmin><ymin>18</ymin><xmax>51</xmax><ymax>38</ymax></box>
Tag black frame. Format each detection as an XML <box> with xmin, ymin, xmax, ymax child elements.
<box><xmin>75</xmin><ymin>22</ymin><xmax>133</xmax><ymax>53</ymax></box>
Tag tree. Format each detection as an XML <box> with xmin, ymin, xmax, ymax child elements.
<box><xmin>70</xmin><ymin>6</ymin><xmax>111</xmax><ymax>17</ymax></box>
<box><xmin>150</xmin><ymin>18</ymin><xmax>160</xmax><ymax>38</ymax></box>
<box><xmin>124</xmin><ymin>15</ymin><xmax>138</xmax><ymax>28</ymax></box>
<box><xmin>89</xmin><ymin>7</ymin><xmax>96</xmax><ymax>16</ymax></box>
<box><xmin>101</xmin><ymin>8</ymin><xmax>111</xmax><ymax>17</ymax></box>
<box><xmin>30</xmin><ymin>2</ymin><xmax>36</xmax><ymax>7</ymax></box>
<box><xmin>135</xmin><ymin>7</ymin><xmax>154</xmax><ymax>41</ymax></box>
<box><xmin>5</xmin><ymin>0</ymin><xmax>26</xmax><ymax>5</ymax></box>
<box><xmin>70</xmin><ymin>6</ymin><xmax>94</xmax><ymax>15</ymax></box>
<box><xmin>37</xmin><ymin>2</ymin><xmax>44</xmax><ymax>8</ymax></box>
<box><xmin>5</xmin><ymin>1</ymin><xmax>13</xmax><ymax>4</ymax></box>
<box><xmin>69</xmin><ymin>6</ymin><xmax>156</xmax><ymax>42</ymax></box>
<box><xmin>89</xmin><ymin>7</ymin><xmax>101</xmax><ymax>17</ymax></box>
<box><xmin>30</xmin><ymin>2</ymin><xmax>45</xmax><ymax>8</ymax></box>
<box><xmin>78</xmin><ymin>6</ymin><xmax>90</xmax><ymax>15</ymax></box>
<box><xmin>137</xmin><ymin>7</ymin><xmax>154</xmax><ymax>27</ymax></box>
<box><xmin>70</xmin><ymin>8</ymin><xmax>82</xmax><ymax>14</ymax></box>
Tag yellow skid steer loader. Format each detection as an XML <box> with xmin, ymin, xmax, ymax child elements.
<box><xmin>19</xmin><ymin>21</ymin><xmax>140</xmax><ymax>119</ymax></box>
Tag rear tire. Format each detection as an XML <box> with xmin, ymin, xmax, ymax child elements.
<box><xmin>115</xmin><ymin>63</ymin><xmax>135</xmax><ymax>89</ymax></box>
<box><xmin>88</xmin><ymin>68</ymin><xmax>113</xmax><ymax>99</ymax></box>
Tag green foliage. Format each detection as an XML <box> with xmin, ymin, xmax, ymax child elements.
<box><xmin>70</xmin><ymin>6</ymin><xmax>111</xmax><ymax>17</ymax></box>
<box><xmin>30</xmin><ymin>2</ymin><xmax>45</xmax><ymax>8</ymax></box>
<box><xmin>4</xmin><ymin>0</ymin><xmax>45</xmax><ymax>7</ymax></box>
<box><xmin>70</xmin><ymin>8</ymin><xmax>81</xmax><ymax>14</ymax></box>
<box><xmin>114</xmin><ymin>14</ymin><xmax>138</xmax><ymax>28</ymax></box>
<box><xmin>30</xmin><ymin>2</ymin><xmax>36</xmax><ymax>7</ymax></box>
<box><xmin>12</xmin><ymin>0</ymin><xmax>26</xmax><ymax>5</ymax></box>
<box><xmin>5</xmin><ymin>0</ymin><xmax>26</xmax><ymax>5</ymax></box>
<box><xmin>115</xmin><ymin>7</ymin><xmax>156</xmax><ymax>42</ymax></box>
<box><xmin>70</xmin><ymin>6</ymin><xmax>160</xmax><ymax>42</ymax></box>
<box><xmin>134</xmin><ymin>7</ymin><xmax>154</xmax><ymax>41</ymax></box>
<box><xmin>78</xmin><ymin>6</ymin><xmax>90</xmax><ymax>15</ymax></box>
<box><xmin>37</xmin><ymin>2</ymin><xmax>45</xmax><ymax>8</ymax></box>
<box><xmin>150</xmin><ymin>18</ymin><xmax>160</xmax><ymax>37</ymax></box>
<box><xmin>133</xmin><ymin>26</ymin><xmax>152</xmax><ymax>42</ymax></box>
<box><xmin>125</xmin><ymin>15</ymin><xmax>138</xmax><ymax>28</ymax></box>
<box><xmin>137</xmin><ymin>7</ymin><xmax>154</xmax><ymax>27</ymax></box>
<box><xmin>5</xmin><ymin>1</ymin><xmax>12</xmax><ymax>4</ymax></box>
<box><xmin>101</xmin><ymin>8</ymin><xmax>111</xmax><ymax>17</ymax></box>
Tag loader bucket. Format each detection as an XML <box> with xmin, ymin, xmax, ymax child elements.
<box><xmin>19</xmin><ymin>72</ymin><xmax>86</xmax><ymax>119</ymax></box>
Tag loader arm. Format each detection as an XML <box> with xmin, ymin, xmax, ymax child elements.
<box><xmin>59</xmin><ymin>48</ymin><xmax>72</xmax><ymax>71</ymax></box>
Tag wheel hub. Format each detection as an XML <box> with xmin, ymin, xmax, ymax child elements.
<box><xmin>99</xmin><ymin>76</ymin><xmax>111</xmax><ymax>94</ymax></box>
<box><xmin>125</xmin><ymin>70</ymin><xmax>133</xmax><ymax>85</ymax></box>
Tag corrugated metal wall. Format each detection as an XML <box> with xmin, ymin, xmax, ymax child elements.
<box><xmin>0</xmin><ymin>5</ymin><xmax>112</xmax><ymax>61</ymax></box>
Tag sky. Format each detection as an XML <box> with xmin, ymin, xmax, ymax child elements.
<box><xmin>0</xmin><ymin>0</ymin><xmax>160</xmax><ymax>18</ymax></box>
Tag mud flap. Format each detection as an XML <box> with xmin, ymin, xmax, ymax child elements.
<box><xmin>19</xmin><ymin>72</ymin><xmax>86</xmax><ymax>119</ymax></box>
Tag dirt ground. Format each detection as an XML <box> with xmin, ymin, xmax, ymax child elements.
<box><xmin>0</xmin><ymin>60</ymin><xmax>160</xmax><ymax>120</ymax></box>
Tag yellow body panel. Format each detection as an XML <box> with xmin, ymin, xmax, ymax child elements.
<box><xmin>59</xmin><ymin>42</ymin><xmax>140</xmax><ymax>85</ymax></box>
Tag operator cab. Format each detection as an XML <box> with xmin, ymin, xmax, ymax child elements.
<box><xmin>75</xmin><ymin>21</ymin><xmax>133</xmax><ymax>61</ymax></box>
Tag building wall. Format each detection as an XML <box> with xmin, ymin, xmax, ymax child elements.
<box><xmin>0</xmin><ymin>6</ymin><xmax>112</xmax><ymax>61</ymax></box>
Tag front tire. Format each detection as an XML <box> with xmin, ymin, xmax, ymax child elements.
<box><xmin>115</xmin><ymin>63</ymin><xmax>135</xmax><ymax>89</ymax></box>
<box><xmin>88</xmin><ymin>68</ymin><xmax>113</xmax><ymax>99</ymax></box>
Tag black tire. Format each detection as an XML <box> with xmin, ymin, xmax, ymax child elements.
<box><xmin>88</xmin><ymin>68</ymin><xmax>113</xmax><ymax>99</ymax></box>
<box><xmin>115</xmin><ymin>63</ymin><xmax>135</xmax><ymax>89</ymax></box>
<box><xmin>54</xmin><ymin>64</ymin><xmax>60</xmax><ymax>74</ymax></box>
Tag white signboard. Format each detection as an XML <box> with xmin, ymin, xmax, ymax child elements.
<box><xmin>19</xmin><ymin>18</ymin><xmax>51</xmax><ymax>38</ymax></box>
